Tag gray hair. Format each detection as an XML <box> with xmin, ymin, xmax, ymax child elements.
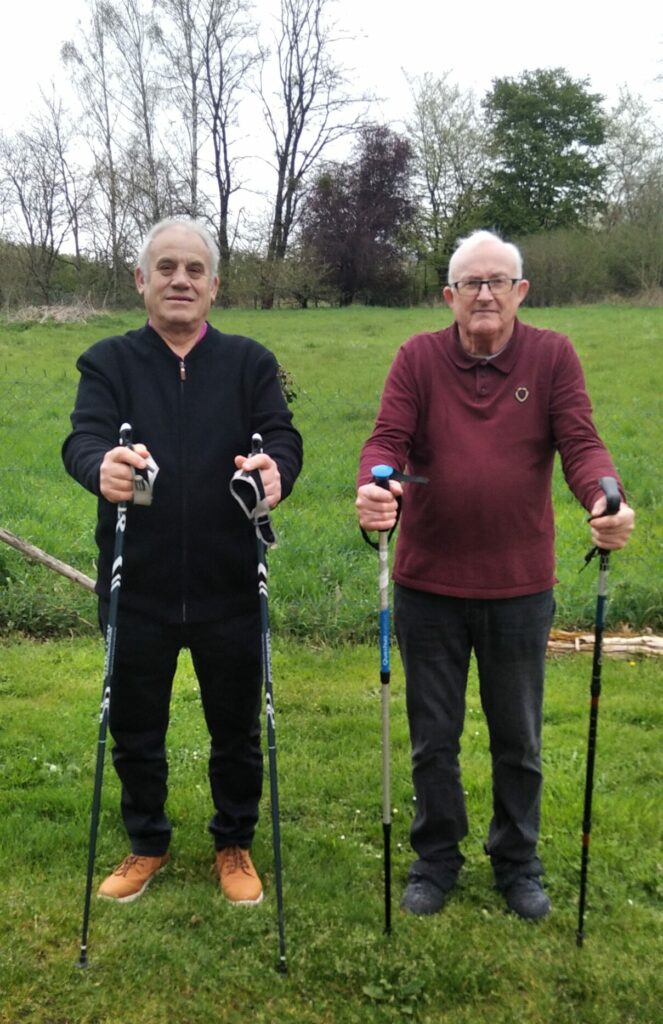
<box><xmin>448</xmin><ymin>229</ymin><xmax>523</xmax><ymax>284</ymax></box>
<box><xmin>137</xmin><ymin>218</ymin><xmax>220</xmax><ymax>277</ymax></box>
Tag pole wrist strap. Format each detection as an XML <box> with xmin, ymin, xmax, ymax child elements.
<box><xmin>230</xmin><ymin>467</ymin><xmax>277</xmax><ymax>547</ymax></box>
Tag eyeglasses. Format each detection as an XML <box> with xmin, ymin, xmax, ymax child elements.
<box><xmin>452</xmin><ymin>277</ymin><xmax>521</xmax><ymax>296</ymax></box>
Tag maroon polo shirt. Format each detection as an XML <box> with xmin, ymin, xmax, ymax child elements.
<box><xmin>358</xmin><ymin>318</ymin><xmax>621</xmax><ymax>599</ymax></box>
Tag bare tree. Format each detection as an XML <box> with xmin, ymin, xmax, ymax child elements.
<box><xmin>406</xmin><ymin>72</ymin><xmax>487</xmax><ymax>293</ymax></box>
<box><xmin>601</xmin><ymin>87</ymin><xmax>663</xmax><ymax>291</ymax></box>
<box><xmin>157</xmin><ymin>0</ymin><xmax>208</xmax><ymax>218</ymax></box>
<box><xmin>201</xmin><ymin>0</ymin><xmax>262</xmax><ymax>290</ymax></box>
<box><xmin>602</xmin><ymin>87</ymin><xmax>663</xmax><ymax>225</ymax></box>
<box><xmin>0</xmin><ymin>97</ymin><xmax>87</xmax><ymax>304</ymax></box>
<box><xmin>258</xmin><ymin>0</ymin><xmax>365</xmax><ymax>307</ymax></box>
<box><xmin>62</xmin><ymin>1</ymin><xmax>128</xmax><ymax>302</ymax></box>
<box><xmin>102</xmin><ymin>0</ymin><xmax>166</xmax><ymax>228</ymax></box>
<box><xmin>39</xmin><ymin>87</ymin><xmax>92</xmax><ymax>281</ymax></box>
<box><xmin>157</xmin><ymin>0</ymin><xmax>261</xmax><ymax>298</ymax></box>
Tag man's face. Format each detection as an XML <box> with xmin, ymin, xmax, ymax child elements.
<box><xmin>135</xmin><ymin>225</ymin><xmax>219</xmax><ymax>334</ymax></box>
<box><xmin>443</xmin><ymin>240</ymin><xmax>529</xmax><ymax>351</ymax></box>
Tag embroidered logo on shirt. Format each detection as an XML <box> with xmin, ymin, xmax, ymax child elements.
<box><xmin>515</xmin><ymin>386</ymin><xmax>529</xmax><ymax>403</ymax></box>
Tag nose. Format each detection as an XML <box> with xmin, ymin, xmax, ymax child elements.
<box><xmin>477</xmin><ymin>280</ymin><xmax>493</xmax><ymax>297</ymax></box>
<box><xmin>171</xmin><ymin>263</ymin><xmax>190</xmax><ymax>288</ymax></box>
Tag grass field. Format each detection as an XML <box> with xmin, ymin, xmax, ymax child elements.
<box><xmin>0</xmin><ymin>638</ymin><xmax>661</xmax><ymax>1024</ymax></box>
<box><xmin>1</xmin><ymin>305</ymin><xmax>661</xmax><ymax>1022</ymax></box>
<box><xmin>1</xmin><ymin>304</ymin><xmax>662</xmax><ymax>638</ymax></box>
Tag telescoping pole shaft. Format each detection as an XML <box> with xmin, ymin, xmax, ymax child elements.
<box><xmin>251</xmin><ymin>434</ymin><xmax>287</xmax><ymax>974</ymax></box>
<box><xmin>371</xmin><ymin>464</ymin><xmax>395</xmax><ymax>936</ymax></box>
<box><xmin>77</xmin><ymin>423</ymin><xmax>133</xmax><ymax>969</ymax></box>
<box><xmin>576</xmin><ymin>475</ymin><xmax>621</xmax><ymax>948</ymax></box>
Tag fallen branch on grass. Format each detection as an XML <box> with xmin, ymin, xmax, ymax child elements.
<box><xmin>0</xmin><ymin>527</ymin><xmax>95</xmax><ymax>593</ymax></box>
<box><xmin>1</xmin><ymin>527</ymin><xmax>662</xmax><ymax>654</ymax></box>
<box><xmin>548</xmin><ymin>629</ymin><xmax>663</xmax><ymax>657</ymax></box>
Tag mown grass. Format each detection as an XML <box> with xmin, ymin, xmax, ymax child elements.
<box><xmin>0</xmin><ymin>637</ymin><xmax>661</xmax><ymax>1024</ymax></box>
<box><xmin>1</xmin><ymin>304</ymin><xmax>661</xmax><ymax>639</ymax></box>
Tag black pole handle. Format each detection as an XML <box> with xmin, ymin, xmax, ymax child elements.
<box><xmin>582</xmin><ymin>476</ymin><xmax>621</xmax><ymax>568</ymax></box>
<box><xmin>598</xmin><ymin>476</ymin><xmax>620</xmax><ymax>516</ymax></box>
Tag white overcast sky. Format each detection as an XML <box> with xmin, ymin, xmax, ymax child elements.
<box><xmin>1</xmin><ymin>0</ymin><xmax>661</xmax><ymax>181</ymax></box>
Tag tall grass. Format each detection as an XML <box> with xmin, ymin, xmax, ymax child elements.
<box><xmin>1</xmin><ymin>305</ymin><xmax>661</xmax><ymax>638</ymax></box>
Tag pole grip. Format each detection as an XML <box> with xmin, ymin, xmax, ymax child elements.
<box><xmin>599</xmin><ymin>476</ymin><xmax>620</xmax><ymax>516</ymax></box>
<box><xmin>371</xmin><ymin>464</ymin><xmax>394</xmax><ymax>497</ymax></box>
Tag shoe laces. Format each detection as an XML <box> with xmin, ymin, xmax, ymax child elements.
<box><xmin>222</xmin><ymin>847</ymin><xmax>252</xmax><ymax>876</ymax></box>
<box><xmin>114</xmin><ymin>854</ymin><xmax>145</xmax><ymax>877</ymax></box>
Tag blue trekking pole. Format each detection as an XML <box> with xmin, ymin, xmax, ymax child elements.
<box><xmin>361</xmin><ymin>464</ymin><xmax>427</xmax><ymax>934</ymax></box>
<box><xmin>374</xmin><ymin>466</ymin><xmax>394</xmax><ymax>935</ymax></box>
<box><xmin>230</xmin><ymin>435</ymin><xmax>286</xmax><ymax>974</ymax></box>
<box><xmin>576</xmin><ymin>476</ymin><xmax>621</xmax><ymax>948</ymax></box>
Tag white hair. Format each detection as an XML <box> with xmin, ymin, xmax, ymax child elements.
<box><xmin>448</xmin><ymin>229</ymin><xmax>523</xmax><ymax>284</ymax></box>
<box><xmin>138</xmin><ymin>218</ymin><xmax>220</xmax><ymax>277</ymax></box>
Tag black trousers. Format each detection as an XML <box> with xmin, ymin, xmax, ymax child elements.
<box><xmin>100</xmin><ymin>603</ymin><xmax>263</xmax><ymax>857</ymax></box>
<box><xmin>394</xmin><ymin>585</ymin><xmax>555</xmax><ymax>891</ymax></box>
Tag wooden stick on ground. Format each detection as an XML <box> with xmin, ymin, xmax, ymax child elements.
<box><xmin>1</xmin><ymin>526</ymin><xmax>661</xmax><ymax>655</ymax></box>
<box><xmin>0</xmin><ymin>527</ymin><xmax>95</xmax><ymax>593</ymax></box>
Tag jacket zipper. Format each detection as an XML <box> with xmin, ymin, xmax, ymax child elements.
<box><xmin>179</xmin><ymin>357</ymin><xmax>187</xmax><ymax>621</ymax></box>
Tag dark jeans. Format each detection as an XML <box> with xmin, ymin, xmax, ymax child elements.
<box><xmin>394</xmin><ymin>585</ymin><xmax>555</xmax><ymax>891</ymax></box>
<box><xmin>99</xmin><ymin>604</ymin><xmax>263</xmax><ymax>857</ymax></box>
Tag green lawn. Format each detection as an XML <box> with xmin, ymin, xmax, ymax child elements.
<box><xmin>0</xmin><ymin>637</ymin><xmax>661</xmax><ymax>1024</ymax></box>
<box><xmin>1</xmin><ymin>304</ymin><xmax>661</xmax><ymax>638</ymax></box>
<box><xmin>1</xmin><ymin>304</ymin><xmax>661</xmax><ymax>1018</ymax></box>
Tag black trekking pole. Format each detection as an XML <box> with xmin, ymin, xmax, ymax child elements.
<box><xmin>77</xmin><ymin>423</ymin><xmax>133</xmax><ymax>969</ymax></box>
<box><xmin>576</xmin><ymin>475</ymin><xmax>621</xmax><ymax>948</ymax></box>
<box><xmin>230</xmin><ymin>434</ymin><xmax>286</xmax><ymax>974</ymax></box>
<box><xmin>361</xmin><ymin>464</ymin><xmax>427</xmax><ymax>935</ymax></box>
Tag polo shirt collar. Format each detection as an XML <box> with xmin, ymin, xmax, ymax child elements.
<box><xmin>449</xmin><ymin>318</ymin><xmax>522</xmax><ymax>375</ymax></box>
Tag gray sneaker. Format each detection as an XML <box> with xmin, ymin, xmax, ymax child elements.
<box><xmin>504</xmin><ymin>876</ymin><xmax>551</xmax><ymax>920</ymax></box>
<box><xmin>400</xmin><ymin>877</ymin><xmax>452</xmax><ymax>916</ymax></box>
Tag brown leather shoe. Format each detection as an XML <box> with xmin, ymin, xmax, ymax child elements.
<box><xmin>215</xmin><ymin>847</ymin><xmax>263</xmax><ymax>905</ymax></box>
<box><xmin>97</xmin><ymin>853</ymin><xmax>170</xmax><ymax>903</ymax></box>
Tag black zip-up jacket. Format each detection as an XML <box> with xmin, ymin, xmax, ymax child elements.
<box><xmin>62</xmin><ymin>322</ymin><xmax>303</xmax><ymax>623</ymax></box>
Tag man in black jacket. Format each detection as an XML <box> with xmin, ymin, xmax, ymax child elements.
<box><xmin>63</xmin><ymin>218</ymin><xmax>303</xmax><ymax>905</ymax></box>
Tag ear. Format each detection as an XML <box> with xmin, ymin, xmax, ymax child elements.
<box><xmin>516</xmin><ymin>278</ymin><xmax>530</xmax><ymax>305</ymax></box>
<box><xmin>135</xmin><ymin>265</ymin><xmax>146</xmax><ymax>295</ymax></box>
<box><xmin>210</xmin><ymin>275</ymin><xmax>220</xmax><ymax>302</ymax></box>
<box><xmin>442</xmin><ymin>285</ymin><xmax>455</xmax><ymax>309</ymax></box>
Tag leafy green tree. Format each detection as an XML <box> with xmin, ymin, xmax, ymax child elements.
<box><xmin>482</xmin><ymin>67</ymin><xmax>607</xmax><ymax>236</ymax></box>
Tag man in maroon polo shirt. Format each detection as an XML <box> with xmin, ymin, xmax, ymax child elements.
<box><xmin>356</xmin><ymin>229</ymin><xmax>634</xmax><ymax>920</ymax></box>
